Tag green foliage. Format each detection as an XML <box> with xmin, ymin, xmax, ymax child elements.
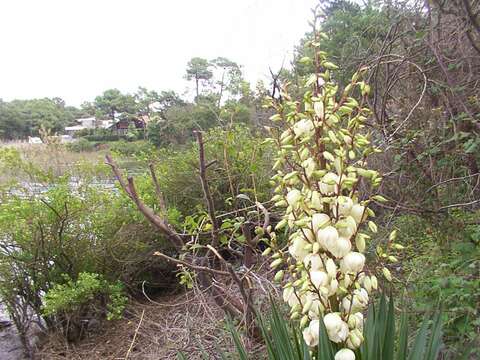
<box><xmin>66</xmin><ymin>138</ymin><xmax>96</xmax><ymax>152</ymax></box>
<box><xmin>109</xmin><ymin>140</ymin><xmax>153</xmax><ymax>157</ymax></box>
<box><xmin>94</xmin><ymin>88</ymin><xmax>138</xmax><ymax>120</ymax></box>
<box><xmin>185</xmin><ymin>57</ymin><xmax>214</xmax><ymax>99</ymax></box>
<box><xmin>394</xmin><ymin>211</ymin><xmax>480</xmax><ymax>357</ymax></box>
<box><xmin>42</xmin><ymin>272</ymin><xmax>127</xmax><ymax>321</ymax></box>
<box><xmin>0</xmin><ymin>97</ymin><xmax>81</xmax><ymax>139</ymax></box>
<box><xmin>146</xmin><ymin>125</ymin><xmax>272</xmax><ymax>216</ymax></box>
<box><xmin>0</xmin><ymin>154</ymin><xmax>176</xmax><ymax>339</ymax></box>
<box><xmin>221</xmin><ymin>296</ymin><xmax>442</xmax><ymax>360</ymax></box>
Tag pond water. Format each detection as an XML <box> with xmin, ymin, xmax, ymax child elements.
<box><xmin>0</xmin><ymin>306</ymin><xmax>26</xmax><ymax>360</ymax></box>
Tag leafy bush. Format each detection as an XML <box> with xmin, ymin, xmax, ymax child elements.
<box><xmin>394</xmin><ymin>211</ymin><xmax>480</xmax><ymax>358</ymax></box>
<box><xmin>142</xmin><ymin>125</ymin><xmax>273</xmax><ymax>216</ymax></box>
<box><xmin>83</xmin><ymin>134</ymin><xmax>121</xmax><ymax>142</ymax></box>
<box><xmin>67</xmin><ymin>138</ymin><xmax>96</xmax><ymax>152</ymax></box>
<box><xmin>108</xmin><ymin>140</ymin><xmax>154</xmax><ymax>157</ymax></box>
<box><xmin>42</xmin><ymin>272</ymin><xmax>127</xmax><ymax>338</ymax></box>
<box><xmin>0</xmin><ymin>160</ymin><xmax>176</xmax><ymax>342</ymax></box>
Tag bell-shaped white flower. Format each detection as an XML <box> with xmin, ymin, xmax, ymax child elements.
<box><xmin>312</xmin><ymin>213</ymin><xmax>330</xmax><ymax>233</ymax></box>
<box><xmin>337</xmin><ymin>216</ymin><xmax>357</xmax><ymax>239</ymax></box>
<box><xmin>335</xmin><ymin>348</ymin><xmax>356</xmax><ymax>360</ymax></box>
<box><xmin>350</xmin><ymin>204</ymin><xmax>365</xmax><ymax>224</ymax></box>
<box><xmin>304</xmin><ymin>292</ymin><xmax>324</xmax><ymax>319</ymax></box>
<box><xmin>348</xmin><ymin>312</ymin><xmax>364</xmax><ymax>331</ymax></box>
<box><xmin>325</xmin><ymin>258</ymin><xmax>337</xmax><ymax>277</ymax></box>
<box><xmin>302</xmin><ymin>319</ymin><xmax>319</xmax><ymax>347</ymax></box>
<box><xmin>286</xmin><ymin>189</ymin><xmax>302</xmax><ymax>207</ymax></box>
<box><xmin>289</xmin><ymin>235</ymin><xmax>309</xmax><ymax>261</ymax></box>
<box><xmin>324</xmin><ymin>313</ymin><xmax>349</xmax><ymax>343</ymax></box>
<box><xmin>340</xmin><ymin>252</ymin><xmax>365</xmax><ymax>274</ymax></box>
<box><xmin>283</xmin><ymin>287</ymin><xmax>299</xmax><ymax>308</ymax></box>
<box><xmin>310</xmin><ymin>270</ymin><xmax>329</xmax><ymax>288</ymax></box>
<box><xmin>334</xmin><ymin>196</ymin><xmax>354</xmax><ymax>217</ymax></box>
<box><xmin>361</xmin><ymin>276</ymin><xmax>372</xmax><ymax>293</ymax></box>
<box><xmin>342</xmin><ymin>288</ymin><xmax>369</xmax><ymax>313</ymax></box>
<box><xmin>328</xmin><ymin>278</ymin><xmax>339</xmax><ymax>296</ymax></box>
<box><xmin>303</xmin><ymin>158</ymin><xmax>316</xmax><ymax>179</ymax></box>
<box><xmin>346</xmin><ymin>328</ymin><xmax>363</xmax><ymax>349</ymax></box>
<box><xmin>304</xmin><ymin>254</ymin><xmax>323</xmax><ymax>271</ymax></box>
<box><xmin>317</xmin><ymin>226</ymin><xmax>339</xmax><ymax>249</ymax></box>
<box><xmin>328</xmin><ymin>236</ymin><xmax>352</xmax><ymax>259</ymax></box>
<box><xmin>319</xmin><ymin>172</ymin><xmax>339</xmax><ymax>195</ymax></box>
<box><xmin>293</xmin><ymin>119</ymin><xmax>314</xmax><ymax>139</ymax></box>
<box><xmin>310</xmin><ymin>191</ymin><xmax>322</xmax><ymax>211</ymax></box>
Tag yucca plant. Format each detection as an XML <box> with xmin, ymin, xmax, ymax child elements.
<box><xmin>222</xmin><ymin>295</ymin><xmax>442</xmax><ymax>360</ymax></box>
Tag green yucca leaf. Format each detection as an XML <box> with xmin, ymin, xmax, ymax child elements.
<box><xmin>316</xmin><ymin>315</ymin><xmax>335</xmax><ymax>360</ymax></box>
<box><xmin>219</xmin><ymin>296</ymin><xmax>442</xmax><ymax>360</ymax></box>
<box><xmin>382</xmin><ymin>296</ymin><xmax>396</xmax><ymax>360</ymax></box>
<box><xmin>424</xmin><ymin>311</ymin><xmax>442</xmax><ymax>360</ymax></box>
<box><xmin>396</xmin><ymin>312</ymin><xmax>408</xmax><ymax>360</ymax></box>
<box><xmin>226</xmin><ymin>320</ymin><xmax>249</xmax><ymax>360</ymax></box>
<box><xmin>407</xmin><ymin>316</ymin><xmax>429</xmax><ymax>360</ymax></box>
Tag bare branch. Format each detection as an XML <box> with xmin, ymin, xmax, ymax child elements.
<box><xmin>105</xmin><ymin>154</ymin><xmax>184</xmax><ymax>250</ymax></box>
<box><xmin>194</xmin><ymin>131</ymin><xmax>220</xmax><ymax>248</ymax></box>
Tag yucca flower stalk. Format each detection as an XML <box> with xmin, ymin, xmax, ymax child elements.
<box><xmin>262</xmin><ymin>11</ymin><xmax>401</xmax><ymax>360</ymax></box>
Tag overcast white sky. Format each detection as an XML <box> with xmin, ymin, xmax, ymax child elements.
<box><xmin>0</xmin><ymin>0</ymin><xmax>318</xmax><ymax>106</ymax></box>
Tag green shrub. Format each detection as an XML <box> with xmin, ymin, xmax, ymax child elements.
<box><xmin>43</xmin><ymin>272</ymin><xmax>127</xmax><ymax>322</ymax></box>
<box><xmin>83</xmin><ymin>134</ymin><xmax>121</xmax><ymax>142</ymax></box>
<box><xmin>108</xmin><ymin>140</ymin><xmax>154</xmax><ymax>157</ymax></box>
<box><xmin>392</xmin><ymin>211</ymin><xmax>480</xmax><ymax>358</ymax></box>
<box><xmin>0</xmin><ymin>166</ymin><xmax>175</xmax><ymax>341</ymax></box>
<box><xmin>67</xmin><ymin>138</ymin><xmax>96</xmax><ymax>152</ymax></box>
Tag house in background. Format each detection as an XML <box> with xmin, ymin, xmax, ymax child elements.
<box><xmin>64</xmin><ymin>117</ymin><xmax>112</xmax><ymax>135</ymax></box>
<box><xmin>105</xmin><ymin>116</ymin><xmax>148</xmax><ymax>136</ymax></box>
<box><xmin>64</xmin><ymin>115</ymin><xmax>149</xmax><ymax>136</ymax></box>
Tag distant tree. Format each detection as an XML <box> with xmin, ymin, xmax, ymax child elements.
<box><xmin>0</xmin><ymin>98</ymin><xmax>77</xmax><ymax>139</ymax></box>
<box><xmin>94</xmin><ymin>89</ymin><xmax>137</xmax><ymax>120</ymax></box>
<box><xmin>134</xmin><ymin>87</ymin><xmax>160</xmax><ymax>117</ymax></box>
<box><xmin>185</xmin><ymin>57</ymin><xmax>213</xmax><ymax>100</ymax></box>
<box><xmin>156</xmin><ymin>91</ymin><xmax>185</xmax><ymax>118</ymax></box>
<box><xmin>210</xmin><ymin>57</ymin><xmax>243</xmax><ymax>106</ymax></box>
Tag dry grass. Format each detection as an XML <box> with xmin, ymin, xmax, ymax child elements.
<box><xmin>38</xmin><ymin>292</ymin><xmax>256</xmax><ymax>360</ymax></box>
<box><xmin>37</xmin><ymin>265</ymin><xmax>278</xmax><ymax>360</ymax></box>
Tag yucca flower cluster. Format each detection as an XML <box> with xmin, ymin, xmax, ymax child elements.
<box><xmin>263</xmin><ymin>32</ymin><xmax>399</xmax><ymax>360</ymax></box>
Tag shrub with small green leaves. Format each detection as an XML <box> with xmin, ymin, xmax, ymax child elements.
<box><xmin>43</xmin><ymin>272</ymin><xmax>127</xmax><ymax>323</ymax></box>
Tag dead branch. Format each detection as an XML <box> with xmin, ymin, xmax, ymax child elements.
<box><xmin>105</xmin><ymin>154</ymin><xmax>184</xmax><ymax>250</ymax></box>
<box><xmin>194</xmin><ymin>131</ymin><xmax>220</xmax><ymax>249</ymax></box>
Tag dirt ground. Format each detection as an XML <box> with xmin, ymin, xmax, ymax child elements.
<box><xmin>36</xmin><ymin>290</ymin><xmax>264</xmax><ymax>360</ymax></box>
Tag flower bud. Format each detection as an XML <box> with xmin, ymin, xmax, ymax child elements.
<box><xmin>355</xmin><ymin>235</ymin><xmax>366</xmax><ymax>253</ymax></box>
<box><xmin>274</xmin><ymin>270</ymin><xmax>285</xmax><ymax>282</ymax></box>
<box><xmin>300</xmin><ymin>314</ymin><xmax>309</xmax><ymax>328</ymax></box>
<box><xmin>320</xmin><ymin>172</ymin><xmax>339</xmax><ymax>195</ymax></box>
<box><xmin>389</xmin><ymin>229</ymin><xmax>398</xmax><ymax>241</ymax></box>
<box><xmin>261</xmin><ymin>247</ymin><xmax>272</xmax><ymax>256</ymax></box>
<box><xmin>382</xmin><ymin>267</ymin><xmax>392</xmax><ymax>282</ymax></box>
<box><xmin>270</xmin><ymin>258</ymin><xmax>283</xmax><ymax>268</ymax></box>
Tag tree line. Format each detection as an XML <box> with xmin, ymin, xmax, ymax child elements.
<box><xmin>0</xmin><ymin>56</ymin><xmax>270</xmax><ymax>144</ymax></box>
